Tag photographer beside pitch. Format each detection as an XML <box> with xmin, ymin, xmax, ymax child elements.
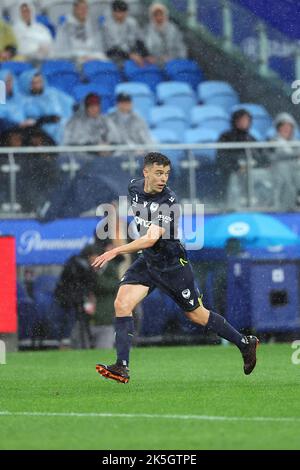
<box><xmin>92</xmin><ymin>153</ymin><xmax>258</xmax><ymax>383</ymax></box>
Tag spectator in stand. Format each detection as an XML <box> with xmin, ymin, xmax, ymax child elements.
<box><xmin>54</xmin><ymin>0</ymin><xmax>106</xmax><ymax>62</ymax></box>
<box><xmin>18</xmin><ymin>69</ymin><xmax>75</xmax><ymax>144</ymax></box>
<box><xmin>12</xmin><ymin>1</ymin><xmax>53</xmax><ymax>59</ymax></box>
<box><xmin>269</xmin><ymin>112</ymin><xmax>300</xmax><ymax>210</ymax></box>
<box><xmin>63</xmin><ymin>93</ymin><xmax>119</xmax><ymax>146</ymax></box>
<box><xmin>145</xmin><ymin>2</ymin><xmax>187</xmax><ymax>66</ymax></box>
<box><xmin>0</xmin><ymin>18</ymin><xmax>17</xmax><ymax>60</ymax></box>
<box><xmin>216</xmin><ymin>109</ymin><xmax>268</xmax><ymax>207</ymax></box>
<box><xmin>102</xmin><ymin>0</ymin><xmax>149</xmax><ymax>66</ymax></box>
<box><xmin>0</xmin><ymin>70</ymin><xmax>29</xmax><ymax>127</ymax></box>
<box><xmin>107</xmin><ymin>93</ymin><xmax>154</xmax><ymax>146</ymax></box>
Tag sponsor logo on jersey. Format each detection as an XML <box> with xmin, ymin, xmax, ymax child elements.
<box><xmin>134</xmin><ymin>216</ymin><xmax>152</xmax><ymax>228</ymax></box>
<box><xmin>150</xmin><ymin>202</ymin><xmax>159</xmax><ymax>213</ymax></box>
<box><xmin>168</xmin><ymin>197</ymin><xmax>175</xmax><ymax>203</ymax></box>
<box><xmin>157</xmin><ymin>214</ymin><xmax>172</xmax><ymax>224</ymax></box>
<box><xmin>182</xmin><ymin>289</ymin><xmax>191</xmax><ymax>299</ymax></box>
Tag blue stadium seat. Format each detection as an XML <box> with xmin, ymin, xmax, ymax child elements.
<box><xmin>42</xmin><ymin>59</ymin><xmax>77</xmax><ymax>74</ymax></box>
<box><xmin>83</xmin><ymin>60</ymin><xmax>121</xmax><ymax>92</ymax></box>
<box><xmin>36</xmin><ymin>13</ymin><xmax>56</xmax><ymax>37</ymax></box>
<box><xmin>150</xmin><ymin>105</ymin><xmax>188</xmax><ymax>140</ymax></box>
<box><xmin>115</xmin><ymin>82</ymin><xmax>155</xmax><ymax>121</ymax></box>
<box><xmin>43</xmin><ymin>0</ymin><xmax>74</xmax><ymax>24</ymax></box>
<box><xmin>124</xmin><ymin>60</ymin><xmax>164</xmax><ymax>92</ymax></box>
<box><xmin>165</xmin><ymin>59</ymin><xmax>204</xmax><ymax>89</ymax></box>
<box><xmin>151</xmin><ymin>128</ymin><xmax>184</xmax><ymax>165</ymax></box>
<box><xmin>184</xmin><ymin>127</ymin><xmax>220</xmax><ymax>162</ymax></box>
<box><xmin>1</xmin><ymin>61</ymin><xmax>33</xmax><ymax>76</ymax></box>
<box><xmin>72</xmin><ymin>83</ymin><xmax>115</xmax><ymax>113</ymax></box>
<box><xmin>41</xmin><ymin>60</ymin><xmax>81</xmax><ymax>94</ymax></box>
<box><xmin>190</xmin><ymin>105</ymin><xmax>230</xmax><ymax>133</ymax></box>
<box><xmin>198</xmin><ymin>81</ymin><xmax>239</xmax><ymax>110</ymax></box>
<box><xmin>231</xmin><ymin>103</ymin><xmax>273</xmax><ymax>138</ymax></box>
<box><xmin>157</xmin><ymin>81</ymin><xmax>197</xmax><ymax>115</ymax></box>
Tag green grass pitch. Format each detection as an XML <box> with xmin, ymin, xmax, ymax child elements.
<box><xmin>0</xmin><ymin>344</ymin><xmax>299</xmax><ymax>450</ymax></box>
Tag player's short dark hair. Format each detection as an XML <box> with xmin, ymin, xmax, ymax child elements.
<box><xmin>144</xmin><ymin>152</ymin><xmax>171</xmax><ymax>168</ymax></box>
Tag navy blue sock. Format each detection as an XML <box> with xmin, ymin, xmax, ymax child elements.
<box><xmin>206</xmin><ymin>311</ymin><xmax>246</xmax><ymax>350</ymax></box>
<box><xmin>115</xmin><ymin>316</ymin><xmax>134</xmax><ymax>367</ymax></box>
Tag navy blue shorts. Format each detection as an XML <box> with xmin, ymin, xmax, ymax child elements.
<box><xmin>119</xmin><ymin>256</ymin><xmax>202</xmax><ymax>312</ymax></box>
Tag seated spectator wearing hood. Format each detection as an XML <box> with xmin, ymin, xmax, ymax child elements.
<box><xmin>0</xmin><ymin>70</ymin><xmax>29</xmax><ymax>126</ymax></box>
<box><xmin>145</xmin><ymin>2</ymin><xmax>187</xmax><ymax>66</ymax></box>
<box><xmin>18</xmin><ymin>69</ymin><xmax>75</xmax><ymax>144</ymax></box>
<box><xmin>102</xmin><ymin>0</ymin><xmax>149</xmax><ymax>66</ymax></box>
<box><xmin>12</xmin><ymin>1</ymin><xmax>53</xmax><ymax>59</ymax></box>
<box><xmin>107</xmin><ymin>93</ymin><xmax>154</xmax><ymax>146</ymax></box>
<box><xmin>63</xmin><ymin>93</ymin><xmax>119</xmax><ymax>146</ymax></box>
<box><xmin>0</xmin><ymin>19</ymin><xmax>17</xmax><ymax>60</ymax></box>
<box><xmin>54</xmin><ymin>0</ymin><xmax>106</xmax><ymax>62</ymax></box>
<box><xmin>269</xmin><ymin>112</ymin><xmax>300</xmax><ymax>210</ymax></box>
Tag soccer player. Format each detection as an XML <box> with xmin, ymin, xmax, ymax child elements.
<box><xmin>92</xmin><ymin>152</ymin><xmax>258</xmax><ymax>383</ymax></box>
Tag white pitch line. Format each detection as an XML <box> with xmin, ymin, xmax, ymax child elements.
<box><xmin>0</xmin><ymin>411</ymin><xmax>299</xmax><ymax>423</ymax></box>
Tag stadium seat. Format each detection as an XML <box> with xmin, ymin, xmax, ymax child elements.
<box><xmin>165</xmin><ymin>59</ymin><xmax>204</xmax><ymax>89</ymax></box>
<box><xmin>184</xmin><ymin>127</ymin><xmax>220</xmax><ymax>162</ymax></box>
<box><xmin>149</xmin><ymin>105</ymin><xmax>188</xmax><ymax>140</ymax></box>
<box><xmin>190</xmin><ymin>105</ymin><xmax>230</xmax><ymax>133</ymax></box>
<box><xmin>1</xmin><ymin>61</ymin><xmax>33</xmax><ymax>76</ymax></box>
<box><xmin>72</xmin><ymin>83</ymin><xmax>115</xmax><ymax>113</ymax></box>
<box><xmin>42</xmin><ymin>60</ymin><xmax>81</xmax><ymax>95</ymax></box>
<box><xmin>231</xmin><ymin>103</ymin><xmax>273</xmax><ymax>138</ymax></box>
<box><xmin>124</xmin><ymin>60</ymin><xmax>164</xmax><ymax>92</ymax></box>
<box><xmin>40</xmin><ymin>0</ymin><xmax>74</xmax><ymax>24</ymax></box>
<box><xmin>151</xmin><ymin>128</ymin><xmax>184</xmax><ymax>165</ymax></box>
<box><xmin>157</xmin><ymin>81</ymin><xmax>197</xmax><ymax>115</ymax></box>
<box><xmin>42</xmin><ymin>59</ymin><xmax>77</xmax><ymax>75</ymax></box>
<box><xmin>83</xmin><ymin>60</ymin><xmax>121</xmax><ymax>92</ymax></box>
<box><xmin>36</xmin><ymin>13</ymin><xmax>56</xmax><ymax>37</ymax></box>
<box><xmin>198</xmin><ymin>81</ymin><xmax>239</xmax><ymax>110</ymax></box>
<box><xmin>115</xmin><ymin>82</ymin><xmax>155</xmax><ymax>121</ymax></box>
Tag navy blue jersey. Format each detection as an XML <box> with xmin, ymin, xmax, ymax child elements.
<box><xmin>128</xmin><ymin>178</ymin><xmax>187</xmax><ymax>270</ymax></box>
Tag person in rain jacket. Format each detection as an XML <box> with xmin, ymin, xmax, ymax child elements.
<box><xmin>12</xmin><ymin>1</ymin><xmax>53</xmax><ymax>59</ymax></box>
<box><xmin>102</xmin><ymin>0</ymin><xmax>148</xmax><ymax>66</ymax></box>
<box><xmin>63</xmin><ymin>93</ymin><xmax>119</xmax><ymax>146</ymax></box>
<box><xmin>269</xmin><ymin>112</ymin><xmax>300</xmax><ymax>210</ymax></box>
<box><xmin>145</xmin><ymin>3</ymin><xmax>187</xmax><ymax>66</ymax></box>
<box><xmin>54</xmin><ymin>0</ymin><xmax>106</xmax><ymax>62</ymax></box>
<box><xmin>18</xmin><ymin>69</ymin><xmax>75</xmax><ymax>144</ymax></box>
<box><xmin>107</xmin><ymin>92</ymin><xmax>154</xmax><ymax>146</ymax></box>
<box><xmin>0</xmin><ymin>69</ymin><xmax>28</xmax><ymax>126</ymax></box>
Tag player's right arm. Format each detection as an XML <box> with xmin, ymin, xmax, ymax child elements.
<box><xmin>91</xmin><ymin>224</ymin><xmax>164</xmax><ymax>270</ymax></box>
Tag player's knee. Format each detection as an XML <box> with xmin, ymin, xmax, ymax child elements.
<box><xmin>186</xmin><ymin>306</ymin><xmax>209</xmax><ymax>326</ymax></box>
<box><xmin>114</xmin><ymin>297</ymin><xmax>133</xmax><ymax>316</ymax></box>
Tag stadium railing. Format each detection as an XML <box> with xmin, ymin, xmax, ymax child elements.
<box><xmin>1</xmin><ymin>140</ymin><xmax>300</xmax><ymax>217</ymax></box>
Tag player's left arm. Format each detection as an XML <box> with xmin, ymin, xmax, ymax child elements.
<box><xmin>91</xmin><ymin>224</ymin><xmax>165</xmax><ymax>270</ymax></box>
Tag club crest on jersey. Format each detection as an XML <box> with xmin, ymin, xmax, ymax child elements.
<box><xmin>182</xmin><ymin>289</ymin><xmax>191</xmax><ymax>299</ymax></box>
<box><xmin>150</xmin><ymin>202</ymin><xmax>159</xmax><ymax>213</ymax></box>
